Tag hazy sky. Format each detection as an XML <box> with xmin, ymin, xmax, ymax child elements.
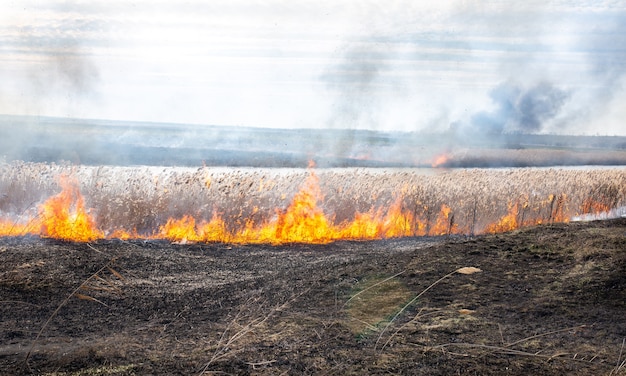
<box><xmin>1</xmin><ymin>0</ymin><xmax>625</xmax><ymax>135</ymax></box>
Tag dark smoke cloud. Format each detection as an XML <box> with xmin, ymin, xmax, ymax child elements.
<box><xmin>453</xmin><ymin>81</ymin><xmax>570</xmax><ymax>134</ymax></box>
<box><xmin>442</xmin><ymin>6</ymin><xmax>626</xmax><ymax>137</ymax></box>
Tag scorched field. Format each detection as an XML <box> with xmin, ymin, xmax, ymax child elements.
<box><xmin>0</xmin><ymin>161</ymin><xmax>625</xmax><ymax>375</ymax></box>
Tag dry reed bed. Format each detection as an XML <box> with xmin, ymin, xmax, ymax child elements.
<box><xmin>0</xmin><ymin>161</ymin><xmax>625</xmax><ymax>237</ymax></box>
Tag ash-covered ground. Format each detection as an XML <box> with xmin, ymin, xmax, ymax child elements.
<box><xmin>1</xmin><ymin>219</ymin><xmax>625</xmax><ymax>375</ymax></box>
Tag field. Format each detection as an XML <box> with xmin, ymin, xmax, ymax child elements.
<box><xmin>1</xmin><ymin>118</ymin><xmax>626</xmax><ymax>374</ymax></box>
<box><xmin>1</xmin><ymin>163</ymin><xmax>625</xmax><ymax>242</ymax></box>
<box><xmin>0</xmin><ymin>218</ymin><xmax>625</xmax><ymax>375</ymax></box>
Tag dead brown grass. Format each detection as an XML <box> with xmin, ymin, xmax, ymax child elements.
<box><xmin>344</xmin><ymin>275</ymin><xmax>413</xmax><ymax>335</ymax></box>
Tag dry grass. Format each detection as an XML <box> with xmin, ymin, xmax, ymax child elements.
<box><xmin>41</xmin><ymin>364</ymin><xmax>137</xmax><ymax>376</ymax></box>
<box><xmin>344</xmin><ymin>274</ymin><xmax>413</xmax><ymax>335</ymax></box>
<box><xmin>23</xmin><ymin>244</ymin><xmax>124</xmax><ymax>371</ymax></box>
<box><xmin>375</xmin><ymin>266</ymin><xmax>482</xmax><ymax>351</ymax></box>
<box><xmin>611</xmin><ymin>338</ymin><xmax>626</xmax><ymax>376</ymax></box>
<box><xmin>1</xmin><ymin>161</ymin><xmax>625</xmax><ymax>238</ymax></box>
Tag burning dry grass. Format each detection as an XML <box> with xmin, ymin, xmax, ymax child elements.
<box><xmin>0</xmin><ymin>161</ymin><xmax>625</xmax><ymax>243</ymax></box>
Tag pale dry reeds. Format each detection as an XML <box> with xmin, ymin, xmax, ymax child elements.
<box><xmin>1</xmin><ymin>161</ymin><xmax>624</xmax><ymax>238</ymax></box>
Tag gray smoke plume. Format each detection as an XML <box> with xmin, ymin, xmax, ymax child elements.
<box><xmin>22</xmin><ymin>21</ymin><xmax>101</xmax><ymax>101</ymax></box>
<box><xmin>319</xmin><ymin>41</ymin><xmax>398</xmax><ymax>160</ymax></box>
<box><xmin>5</xmin><ymin>3</ymin><xmax>104</xmax><ymax>116</ymax></box>
<box><xmin>455</xmin><ymin>81</ymin><xmax>571</xmax><ymax>134</ymax></box>
<box><xmin>322</xmin><ymin>42</ymin><xmax>396</xmax><ymax>129</ymax></box>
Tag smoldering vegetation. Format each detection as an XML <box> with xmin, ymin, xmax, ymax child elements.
<box><xmin>0</xmin><ymin>161</ymin><xmax>624</xmax><ymax>238</ymax></box>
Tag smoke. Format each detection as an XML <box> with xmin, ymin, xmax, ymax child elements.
<box><xmin>587</xmin><ymin>12</ymin><xmax>626</xmax><ymax>86</ymax></box>
<box><xmin>453</xmin><ymin>81</ymin><xmax>571</xmax><ymax>135</ymax></box>
<box><xmin>322</xmin><ymin>42</ymin><xmax>397</xmax><ymax>129</ymax></box>
<box><xmin>578</xmin><ymin>11</ymin><xmax>626</xmax><ymax>133</ymax></box>
<box><xmin>24</xmin><ymin>23</ymin><xmax>101</xmax><ymax>105</ymax></box>
<box><xmin>1</xmin><ymin>3</ymin><xmax>102</xmax><ymax>117</ymax></box>
<box><xmin>318</xmin><ymin>41</ymin><xmax>396</xmax><ymax>160</ymax></box>
<box><xmin>2</xmin><ymin>1</ymin><xmax>626</xmax><ymax>169</ymax></box>
<box><xmin>0</xmin><ymin>3</ymin><xmax>106</xmax><ymax>164</ymax></box>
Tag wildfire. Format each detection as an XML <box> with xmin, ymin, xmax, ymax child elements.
<box><xmin>431</xmin><ymin>152</ymin><xmax>451</xmax><ymax>168</ymax></box>
<box><xmin>39</xmin><ymin>176</ymin><xmax>104</xmax><ymax>242</ymax></box>
<box><xmin>580</xmin><ymin>197</ymin><xmax>611</xmax><ymax>215</ymax></box>
<box><xmin>155</xmin><ymin>172</ymin><xmax>417</xmax><ymax>244</ymax></box>
<box><xmin>0</xmin><ymin>167</ymin><xmax>617</xmax><ymax>244</ymax></box>
<box><xmin>0</xmin><ymin>219</ymin><xmax>35</xmax><ymax>237</ymax></box>
<box><xmin>0</xmin><ymin>176</ymin><xmax>103</xmax><ymax>242</ymax></box>
<box><xmin>484</xmin><ymin>202</ymin><xmax>520</xmax><ymax>234</ymax></box>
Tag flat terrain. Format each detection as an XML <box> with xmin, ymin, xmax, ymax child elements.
<box><xmin>1</xmin><ymin>219</ymin><xmax>625</xmax><ymax>375</ymax></box>
<box><xmin>2</xmin><ymin>115</ymin><xmax>626</xmax><ymax>167</ymax></box>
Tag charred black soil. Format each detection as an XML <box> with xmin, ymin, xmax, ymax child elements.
<box><xmin>1</xmin><ymin>219</ymin><xmax>625</xmax><ymax>375</ymax></box>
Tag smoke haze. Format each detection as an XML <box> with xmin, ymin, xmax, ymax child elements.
<box><xmin>1</xmin><ymin>0</ymin><xmax>625</xmax><ymax>165</ymax></box>
<box><xmin>452</xmin><ymin>81</ymin><xmax>571</xmax><ymax>135</ymax></box>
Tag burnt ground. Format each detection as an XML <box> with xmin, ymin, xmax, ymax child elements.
<box><xmin>0</xmin><ymin>219</ymin><xmax>625</xmax><ymax>375</ymax></box>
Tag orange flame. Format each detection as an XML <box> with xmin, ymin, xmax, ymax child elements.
<box><xmin>580</xmin><ymin>197</ymin><xmax>611</xmax><ymax>215</ymax></box>
<box><xmin>154</xmin><ymin>171</ymin><xmax>419</xmax><ymax>245</ymax></box>
<box><xmin>38</xmin><ymin>176</ymin><xmax>104</xmax><ymax>242</ymax></box>
<box><xmin>484</xmin><ymin>202</ymin><xmax>520</xmax><ymax>234</ymax></box>
<box><xmin>429</xmin><ymin>204</ymin><xmax>458</xmax><ymax>236</ymax></box>
<box><xmin>483</xmin><ymin>194</ymin><xmax>571</xmax><ymax>234</ymax></box>
<box><xmin>431</xmin><ymin>153</ymin><xmax>451</xmax><ymax>168</ymax></box>
<box><xmin>0</xmin><ymin>176</ymin><xmax>104</xmax><ymax>242</ymax></box>
<box><xmin>0</xmin><ymin>168</ymin><xmax>615</xmax><ymax>244</ymax></box>
<box><xmin>0</xmin><ymin>219</ymin><xmax>34</xmax><ymax>237</ymax></box>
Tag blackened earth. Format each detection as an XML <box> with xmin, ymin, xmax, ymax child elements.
<box><xmin>1</xmin><ymin>219</ymin><xmax>625</xmax><ymax>375</ymax></box>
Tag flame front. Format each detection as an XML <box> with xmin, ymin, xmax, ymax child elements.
<box><xmin>0</xmin><ymin>176</ymin><xmax>103</xmax><ymax>242</ymax></box>
<box><xmin>0</xmin><ymin>167</ymin><xmax>620</xmax><ymax>244</ymax></box>
<box><xmin>39</xmin><ymin>176</ymin><xmax>104</xmax><ymax>242</ymax></box>
<box><xmin>155</xmin><ymin>172</ymin><xmax>416</xmax><ymax>245</ymax></box>
<box><xmin>484</xmin><ymin>202</ymin><xmax>520</xmax><ymax>234</ymax></box>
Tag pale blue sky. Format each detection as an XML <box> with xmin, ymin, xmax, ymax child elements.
<box><xmin>1</xmin><ymin>0</ymin><xmax>625</xmax><ymax>135</ymax></box>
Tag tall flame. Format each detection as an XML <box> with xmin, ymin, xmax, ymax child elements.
<box><xmin>154</xmin><ymin>171</ymin><xmax>419</xmax><ymax>245</ymax></box>
<box><xmin>0</xmin><ymin>168</ymin><xmax>618</xmax><ymax>244</ymax></box>
<box><xmin>38</xmin><ymin>176</ymin><xmax>104</xmax><ymax>242</ymax></box>
<box><xmin>0</xmin><ymin>176</ymin><xmax>103</xmax><ymax>242</ymax></box>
